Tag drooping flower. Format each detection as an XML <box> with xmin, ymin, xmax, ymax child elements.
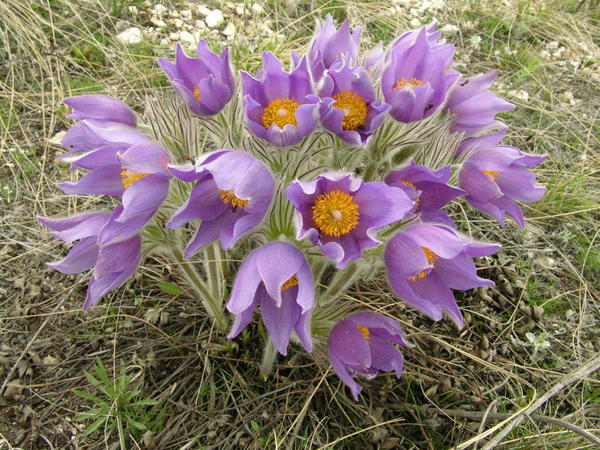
<box><xmin>318</xmin><ymin>61</ymin><xmax>389</xmax><ymax>146</ymax></box>
<box><xmin>226</xmin><ymin>242</ymin><xmax>314</xmax><ymax>355</ymax></box>
<box><xmin>64</xmin><ymin>94</ymin><xmax>137</xmax><ymax>126</ymax></box>
<box><xmin>385</xmin><ymin>161</ymin><xmax>464</xmax><ymax>226</ymax></box>
<box><xmin>445</xmin><ymin>70</ymin><xmax>514</xmax><ymax>138</ymax></box>
<box><xmin>39</xmin><ymin>211</ymin><xmax>142</xmax><ymax>310</ymax></box>
<box><xmin>158</xmin><ymin>41</ymin><xmax>235</xmax><ymax>116</ymax></box>
<box><xmin>167</xmin><ymin>150</ymin><xmax>274</xmax><ymax>258</ymax></box>
<box><xmin>241</xmin><ymin>52</ymin><xmax>319</xmax><ymax>147</ymax></box>
<box><xmin>285</xmin><ymin>173</ymin><xmax>414</xmax><ymax>269</ymax></box>
<box><xmin>307</xmin><ymin>14</ymin><xmax>362</xmax><ymax>81</ymax></box>
<box><xmin>384</xmin><ymin>223</ymin><xmax>499</xmax><ymax>327</ymax></box>
<box><xmin>382</xmin><ymin>26</ymin><xmax>459</xmax><ymax>123</ymax></box>
<box><xmin>328</xmin><ymin>311</ymin><xmax>410</xmax><ymax>400</ymax></box>
<box><xmin>459</xmin><ymin>145</ymin><xmax>547</xmax><ymax>228</ymax></box>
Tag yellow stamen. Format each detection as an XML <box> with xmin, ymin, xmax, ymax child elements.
<box><xmin>262</xmin><ymin>97</ymin><xmax>299</xmax><ymax>129</ymax></box>
<box><xmin>332</xmin><ymin>90</ymin><xmax>368</xmax><ymax>130</ymax></box>
<box><xmin>312</xmin><ymin>189</ymin><xmax>360</xmax><ymax>237</ymax></box>
<box><xmin>281</xmin><ymin>275</ymin><xmax>298</xmax><ymax>291</ymax></box>
<box><xmin>193</xmin><ymin>86</ymin><xmax>201</xmax><ymax>101</ymax></box>
<box><xmin>482</xmin><ymin>170</ymin><xmax>499</xmax><ymax>181</ymax></box>
<box><xmin>356</xmin><ymin>325</ymin><xmax>370</xmax><ymax>340</ymax></box>
<box><xmin>217</xmin><ymin>189</ymin><xmax>249</xmax><ymax>209</ymax></box>
<box><xmin>409</xmin><ymin>247</ymin><xmax>439</xmax><ymax>281</ymax></box>
<box><xmin>120</xmin><ymin>165</ymin><xmax>149</xmax><ymax>189</ymax></box>
<box><xmin>393</xmin><ymin>77</ymin><xmax>424</xmax><ymax>90</ymax></box>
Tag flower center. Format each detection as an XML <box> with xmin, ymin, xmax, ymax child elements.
<box><xmin>399</xmin><ymin>179</ymin><xmax>421</xmax><ymax>211</ymax></box>
<box><xmin>312</xmin><ymin>189</ymin><xmax>360</xmax><ymax>237</ymax></box>
<box><xmin>482</xmin><ymin>170</ymin><xmax>499</xmax><ymax>181</ymax></box>
<box><xmin>409</xmin><ymin>247</ymin><xmax>439</xmax><ymax>281</ymax></box>
<box><xmin>193</xmin><ymin>86</ymin><xmax>201</xmax><ymax>101</ymax></box>
<box><xmin>262</xmin><ymin>97</ymin><xmax>299</xmax><ymax>129</ymax></box>
<box><xmin>281</xmin><ymin>275</ymin><xmax>298</xmax><ymax>291</ymax></box>
<box><xmin>120</xmin><ymin>165</ymin><xmax>149</xmax><ymax>189</ymax></box>
<box><xmin>355</xmin><ymin>325</ymin><xmax>371</xmax><ymax>340</ymax></box>
<box><xmin>393</xmin><ymin>77</ymin><xmax>424</xmax><ymax>90</ymax></box>
<box><xmin>217</xmin><ymin>189</ymin><xmax>249</xmax><ymax>210</ymax></box>
<box><xmin>332</xmin><ymin>90</ymin><xmax>368</xmax><ymax>130</ymax></box>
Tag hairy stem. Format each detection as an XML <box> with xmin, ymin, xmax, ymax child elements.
<box><xmin>260</xmin><ymin>338</ymin><xmax>278</xmax><ymax>378</ymax></box>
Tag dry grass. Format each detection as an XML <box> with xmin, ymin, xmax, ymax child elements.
<box><xmin>1</xmin><ymin>0</ymin><xmax>599</xmax><ymax>448</ymax></box>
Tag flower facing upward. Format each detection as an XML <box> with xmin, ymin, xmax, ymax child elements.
<box><xmin>382</xmin><ymin>25</ymin><xmax>459</xmax><ymax>123</ymax></box>
<box><xmin>226</xmin><ymin>242</ymin><xmax>314</xmax><ymax>356</ymax></box>
<box><xmin>384</xmin><ymin>224</ymin><xmax>499</xmax><ymax>327</ymax></box>
<box><xmin>318</xmin><ymin>61</ymin><xmax>389</xmax><ymax>146</ymax></box>
<box><xmin>459</xmin><ymin>145</ymin><xmax>547</xmax><ymax>228</ymax></box>
<box><xmin>167</xmin><ymin>150</ymin><xmax>274</xmax><ymax>258</ymax></box>
<box><xmin>445</xmin><ymin>70</ymin><xmax>515</xmax><ymax>138</ymax></box>
<box><xmin>241</xmin><ymin>52</ymin><xmax>319</xmax><ymax>147</ymax></box>
<box><xmin>328</xmin><ymin>312</ymin><xmax>410</xmax><ymax>400</ymax></box>
<box><xmin>385</xmin><ymin>161</ymin><xmax>464</xmax><ymax>227</ymax></box>
<box><xmin>307</xmin><ymin>14</ymin><xmax>362</xmax><ymax>81</ymax></box>
<box><xmin>158</xmin><ymin>41</ymin><xmax>235</xmax><ymax>116</ymax></box>
<box><xmin>285</xmin><ymin>173</ymin><xmax>414</xmax><ymax>269</ymax></box>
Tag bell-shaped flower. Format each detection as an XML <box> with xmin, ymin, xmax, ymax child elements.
<box><xmin>158</xmin><ymin>41</ymin><xmax>235</xmax><ymax>116</ymax></box>
<box><xmin>226</xmin><ymin>242</ymin><xmax>314</xmax><ymax>356</ymax></box>
<box><xmin>459</xmin><ymin>145</ymin><xmax>547</xmax><ymax>228</ymax></box>
<box><xmin>39</xmin><ymin>211</ymin><xmax>142</xmax><ymax>310</ymax></box>
<box><xmin>167</xmin><ymin>150</ymin><xmax>274</xmax><ymax>258</ymax></box>
<box><xmin>241</xmin><ymin>52</ymin><xmax>319</xmax><ymax>147</ymax></box>
<box><xmin>318</xmin><ymin>60</ymin><xmax>389</xmax><ymax>146</ymax></box>
<box><xmin>328</xmin><ymin>311</ymin><xmax>410</xmax><ymax>400</ymax></box>
<box><xmin>445</xmin><ymin>70</ymin><xmax>514</xmax><ymax>138</ymax></box>
<box><xmin>382</xmin><ymin>25</ymin><xmax>459</xmax><ymax>123</ymax></box>
<box><xmin>385</xmin><ymin>161</ymin><xmax>464</xmax><ymax>227</ymax></box>
<box><xmin>285</xmin><ymin>173</ymin><xmax>414</xmax><ymax>269</ymax></box>
<box><xmin>384</xmin><ymin>223</ymin><xmax>499</xmax><ymax>327</ymax></box>
<box><xmin>307</xmin><ymin>14</ymin><xmax>362</xmax><ymax>81</ymax></box>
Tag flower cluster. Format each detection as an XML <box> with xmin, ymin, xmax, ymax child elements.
<box><xmin>41</xmin><ymin>16</ymin><xmax>546</xmax><ymax>400</ymax></box>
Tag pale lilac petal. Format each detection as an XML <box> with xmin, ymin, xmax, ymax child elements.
<box><xmin>47</xmin><ymin>237</ymin><xmax>98</xmax><ymax>274</ymax></box>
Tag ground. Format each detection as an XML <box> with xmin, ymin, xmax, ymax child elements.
<box><xmin>1</xmin><ymin>0</ymin><xmax>599</xmax><ymax>448</ymax></box>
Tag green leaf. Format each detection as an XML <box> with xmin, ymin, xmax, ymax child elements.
<box><xmin>73</xmin><ymin>389</ymin><xmax>109</xmax><ymax>405</ymax></box>
<box><xmin>127</xmin><ymin>418</ymin><xmax>148</xmax><ymax>431</ymax></box>
<box><xmin>158</xmin><ymin>282</ymin><xmax>183</xmax><ymax>295</ymax></box>
<box><xmin>131</xmin><ymin>399</ymin><xmax>158</xmax><ymax>407</ymax></box>
<box><xmin>82</xmin><ymin>416</ymin><xmax>108</xmax><ymax>436</ymax></box>
<box><xmin>250</xmin><ymin>420</ymin><xmax>260</xmax><ymax>432</ymax></box>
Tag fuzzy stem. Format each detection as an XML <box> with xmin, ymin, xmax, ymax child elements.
<box><xmin>170</xmin><ymin>246</ymin><xmax>228</xmax><ymax>332</ymax></box>
<box><xmin>320</xmin><ymin>260</ymin><xmax>363</xmax><ymax>304</ymax></box>
<box><xmin>260</xmin><ymin>338</ymin><xmax>278</xmax><ymax>378</ymax></box>
<box><xmin>204</xmin><ymin>243</ymin><xmax>223</xmax><ymax>303</ymax></box>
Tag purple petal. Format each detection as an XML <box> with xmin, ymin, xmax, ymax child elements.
<box><xmin>117</xmin><ymin>175</ymin><xmax>170</xmax><ymax>222</ymax></box>
<box><xmin>64</xmin><ymin>95</ymin><xmax>137</xmax><ymax>126</ymax></box>
<box><xmin>47</xmin><ymin>237</ymin><xmax>99</xmax><ymax>274</ymax></box>
<box><xmin>59</xmin><ymin>165</ymin><xmax>125</xmax><ymax>196</ymax></box>
<box><xmin>118</xmin><ymin>143</ymin><xmax>171</xmax><ymax>175</ymax></box>
<box><xmin>259</xmin><ymin>285</ymin><xmax>301</xmax><ymax>356</ymax></box>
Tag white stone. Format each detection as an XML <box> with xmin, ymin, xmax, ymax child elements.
<box><xmin>159</xmin><ymin>38</ymin><xmax>169</xmax><ymax>47</ymax></box>
<box><xmin>49</xmin><ymin>131</ymin><xmax>66</xmax><ymax>145</ymax></box>
<box><xmin>186</xmin><ymin>24</ymin><xmax>193</xmax><ymax>31</ymax></box>
<box><xmin>469</xmin><ymin>35</ymin><xmax>482</xmax><ymax>49</ymax></box>
<box><xmin>222</xmin><ymin>22</ymin><xmax>235</xmax><ymax>36</ymax></box>
<box><xmin>179</xmin><ymin>31</ymin><xmax>196</xmax><ymax>46</ymax></box>
<box><xmin>235</xmin><ymin>5</ymin><xmax>245</xmax><ymax>15</ymax></box>
<box><xmin>151</xmin><ymin>16</ymin><xmax>167</xmax><ymax>27</ymax></box>
<box><xmin>441</xmin><ymin>24</ymin><xmax>459</xmax><ymax>33</ymax></box>
<box><xmin>116</xmin><ymin>27</ymin><xmax>142</xmax><ymax>45</ymax></box>
<box><xmin>197</xmin><ymin>5</ymin><xmax>212</xmax><ymax>16</ymax></box>
<box><xmin>205</xmin><ymin>10</ymin><xmax>224</xmax><ymax>28</ymax></box>
<box><xmin>181</xmin><ymin>9</ymin><xmax>192</xmax><ymax>20</ymax></box>
<box><xmin>174</xmin><ymin>18</ymin><xmax>183</xmax><ymax>28</ymax></box>
<box><xmin>152</xmin><ymin>4</ymin><xmax>167</xmax><ymax>16</ymax></box>
<box><xmin>508</xmin><ymin>89</ymin><xmax>529</xmax><ymax>103</ymax></box>
<box><xmin>409</xmin><ymin>18</ymin><xmax>421</xmax><ymax>28</ymax></box>
<box><xmin>195</xmin><ymin>19</ymin><xmax>207</xmax><ymax>29</ymax></box>
<box><xmin>127</xmin><ymin>5</ymin><xmax>138</xmax><ymax>15</ymax></box>
<box><xmin>169</xmin><ymin>32</ymin><xmax>180</xmax><ymax>41</ymax></box>
<box><xmin>252</xmin><ymin>3</ymin><xmax>264</xmax><ymax>14</ymax></box>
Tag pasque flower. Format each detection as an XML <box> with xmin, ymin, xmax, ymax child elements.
<box><xmin>384</xmin><ymin>223</ymin><xmax>499</xmax><ymax>327</ymax></box>
<box><xmin>286</xmin><ymin>173</ymin><xmax>414</xmax><ymax>269</ymax></box>
<box><xmin>318</xmin><ymin>60</ymin><xmax>389</xmax><ymax>146</ymax></box>
<box><xmin>328</xmin><ymin>311</ymin><xmax>410</xmax><ymax>400</ymax></box>
<box><xmin>385</xmin><ymin>161</ymin><xmax>464</xmax><ymax>226</ymax></box>
<box><xmin>307</xmin><ymin>14</ymin><xmax>362</xmax><ymax>81</ymax></box>
<box><xmin>39</xmin><ymin>211</ymin><xmax>142</xmax><ymax>310</ymax></box>
<box><xmin>445</xmin><ymin>70</ymin><xmax>514</xmax><ymax>138</ymax></box>
<box><xmin>382</xmin><ymin>25</ymin><xmax>459</xmax><ymax>123</ymax></box>
<box><xmin>226</xmin><ymin>242</ymin><xmax>314</xmax><ymax>355</ymax></box>
<box><xmin>158</xmin><ymin>41</ymin><xmax>235</xmax><ymax>116</ymax></box>
<box><xmin>167</xmin><ymin>150</ymin><xmax>274</xmax><ymax>258</ymax></box>
<box><xmin>241</xmin><ymin>52</ymin><xmax>319</xmax><ymax>147</ymax></box>
<box><xmin>459</xmin><ymin>145</ymin><xmax>547</xmax><ymax>228</ymax></box>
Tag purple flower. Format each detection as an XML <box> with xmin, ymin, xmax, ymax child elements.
<box><xmin>241</xmin><ymin>52</ymin><xmax>319</xmax><ymax>147</ymax></box>
<box><xmin>456</xmin><ymin>129</ymin><xmax>507</xmax><ymax>158</ymax></box>
<box><xmin>445</xmin><ymin>70</ymin><xmax>514</xmax><ymax>138</ymax></box>
<box><xmin>39</xmin><ymin>211</ymin><xmax>142</xmax><ymax>310</ymax></box>
<box><xmin>459</xmin><ymin>145</ymin><xmax>547</xmax><ymax>228</ymax></box>
<box><xmin>382</xmin><ymin>26</ymin><xmax>458</xmax><ymax>123</ymax></box>
<box><xmin>318</xmin><ymin>61</ymin><xmax>389</xmax><ymax>146</ymax></box>
<box><xmin>285</xmin><ymin>173</ymin><xmax>414</xmax><ymax>269</ymax></box>
<box><xmin>167</xmin><ymin>150</ymin><xmax>274</xmax><ymax>258</ymax></box>
<box><xmin>64</xmin><ymin>94</ymin><xmax>137</xmax><ymax>126</ymax></box>
<box><xmin>226</xmin><ymin>242</ymin><xmax>314</xmax><ymax>355</ymax></box>
<box><xmin>307</xmin><ymin>14</ymin><xmax>362</xmax><ymax>80</ymax></box>
<box><xmin>384</xmin><ymin>223</ymin><xmax>499</xmax><ymax>327</ymax></box>
<box><xmin>385</xmin><ymin>161</ymin><xmax>464</xmax><ymax>226</ymax></box>
<box><xmin>328</xmin><ymin>311</ymin><xmax>410</xmax><ymax>400</ymax></box>
<box><xmin>158</xmin><ymin>41</ymin><xmax>235</xmax><ymax>116</ymax></box>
